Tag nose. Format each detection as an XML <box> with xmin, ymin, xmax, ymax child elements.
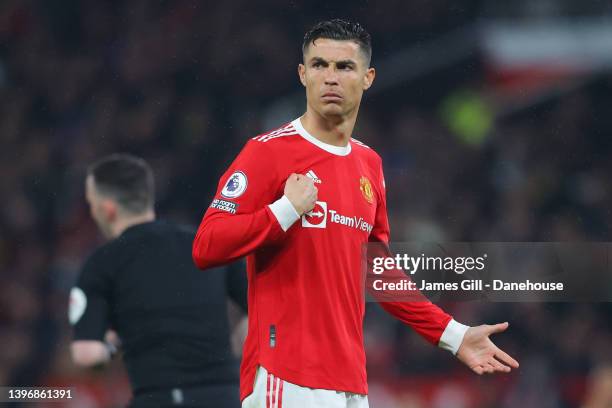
<box><xmin>323</xmin><ymin>66</ymin><xmax>339</xmax><ymax>86</ymax></box>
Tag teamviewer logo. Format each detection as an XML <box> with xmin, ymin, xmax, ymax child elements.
<box><xmin>302</xmin><ymin>201</ymin><xmax>327</xmax><ymax>228</ymax></box>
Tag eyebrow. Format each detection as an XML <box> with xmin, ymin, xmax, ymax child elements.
<box><xmin>309</xmin><ymin>57</ymin><xmax>357</xmax><ymax>66</ymax></box>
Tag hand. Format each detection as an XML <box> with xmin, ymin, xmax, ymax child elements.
<box><xmin>284</xmin><ymin>173</ymin><xmax>317</xmax><ymax>216</ymax></box>
<box><xmin>104</xmin><ymin>330</ymin><xmax>121</xmax><ymax>349</ymax></box>
<box><xmin>456</xmin><ymin>322</ymin><xmax>519</xmax><ymax>375</ymax></box>
<box><xmin>104</xmin><ymin>330</ymin><xmax>121</xmax><ymax>356</ymax></box>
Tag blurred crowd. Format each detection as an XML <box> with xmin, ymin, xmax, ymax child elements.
<box><xmin>0</xmin><ymin>1</ymin><xmax>611</xmax><ymax>407</ymax></box>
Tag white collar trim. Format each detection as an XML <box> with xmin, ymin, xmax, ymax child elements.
<box><xmin>291</xmin><ymin>118</ymin><xmax>352</xmax><ymax>156</ymax></box>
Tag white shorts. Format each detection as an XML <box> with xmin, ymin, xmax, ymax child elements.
<box><xmin>241</xmin><ymin>366</ymin><xmax>369</xmax><ymax>408</ymax></box>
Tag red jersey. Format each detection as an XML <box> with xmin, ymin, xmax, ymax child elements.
<box><xmin>193</xmin><ymin>118</ymin><xmax>467</xmax><ymax>401</ymax></box>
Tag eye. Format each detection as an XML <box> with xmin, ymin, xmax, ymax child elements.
<box><xmin>337</xmin><ymin>64</ymin><xmax>354</xmax><ymax>71</ymax></box>
<box><xmin>312</xmin><ymin>61</ymin><xmax>324</xmax><ymax>68</ymax></box>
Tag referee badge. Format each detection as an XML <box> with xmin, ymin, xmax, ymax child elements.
<box><xmin>68</xmin><ymin>287</ymin><xmax>87</xmax><ymax>325</ymax></box>
<box><xmin>360</xmin><ymin>176</ymin><xmax>374</xmax><ymax>204</ymax></box>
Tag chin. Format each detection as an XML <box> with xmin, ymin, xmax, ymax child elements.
<box><xmin>320</xmin><ymin>104</ymin><xmax>345</xmax><ymax>117</ymax></box>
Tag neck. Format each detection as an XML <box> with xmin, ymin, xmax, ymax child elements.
<box><xmin>300</xmin><ymin>107</ymin><xmax>358</xmax><ymax>147</ymax></box>
<box><xmin>111</xmin><ymin>210</ymin><xmax>156</xmax><ymax>238</ymax></box>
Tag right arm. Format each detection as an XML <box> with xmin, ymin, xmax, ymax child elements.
<box><xmin>192</xmin><ymin>200</ymin><xmax>291</xmax><ymax>269</ymax></box>
<box><xmin>192</xmin><ymin>140</ymin><xmax>316</xmax><ymax>269</ymax></box>
<box><xmin>69</xmin><ymin>256</ymin><xmax>115</xmax><ymax>367</ymax></box>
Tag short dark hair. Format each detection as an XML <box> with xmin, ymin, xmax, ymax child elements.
<box><xmin>302</xmin><ymin>19</ymin><xmax>372</xmax><ymax>65</ymax></box>
<box><xmin>88</xmin><ymin>153</ymin><xmax>154</xmax><ymax>214</ymax></box>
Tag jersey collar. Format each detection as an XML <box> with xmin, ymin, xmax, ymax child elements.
<box><xmin>292</xmin><ymin>118</ymin><xmax>352</xmax><ymax>156</ymax></box>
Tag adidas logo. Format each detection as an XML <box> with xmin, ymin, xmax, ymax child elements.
<box><xmin>305</xmin><ymin>170</ymin><xmax>322</xmax><ymax>184</ymax></box>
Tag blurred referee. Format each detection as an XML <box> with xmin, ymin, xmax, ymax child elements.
<box><xmin>69</xmin><ymin>153</ymin><xmax>246</xmax><ymax>407</ymax></box>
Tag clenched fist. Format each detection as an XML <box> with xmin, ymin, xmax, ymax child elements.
<box><xmin>284</xmin><ymin>173</ymin><xmax>317</xmax><ymax>216</ymax></box>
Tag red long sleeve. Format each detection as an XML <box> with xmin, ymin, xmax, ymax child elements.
<box><xmin>192</xmin><ymin>140</ymin><xmax>285</xmax><ymax>269</ymax></box>
<box><xmin>193</xmin><ymin>207</ymin><xmax>283</xmax><ymax>269</ymax></box>
<box><xmin>367</xmin><ymin>160</ymin><xmax>452</xmax><ymax>345</ymax></box>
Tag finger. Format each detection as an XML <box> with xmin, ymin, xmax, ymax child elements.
<box><xmin>486</xmin><ymin>322</ymin><xmax>509</xmax><ymax>335</ymax></box>
<box><xmin>486</xmin><ymin>362</ymin><xmax>498</xmax><ymax>374</ymax></box>
<box><xmin>489</xmin><ymin>357</ymin><xmax>511</xmax><ymax>373</ymax></box>
<box><xmin>473</xmin><ymin>365</ymin><xmax>484</xmax><ymax>375</ymax></box>
<box><xmin>482</xmin><ymin>363</ymin><xmax>493</xmax><ymax>374</ymax></box>
<box><xmin>494</xmin><ymin>347</ymin><xmax>519</xmax><ymax>368</ymax></box>
<box><xmin>305</xmin><ymin>187</ymin><xmax>317</xmax><ymax>198</ymax></box>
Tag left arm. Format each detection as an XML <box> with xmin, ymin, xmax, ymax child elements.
<box><xmin>367</xmin><ymin>159</ymin><xmax>468</xmax><ymax>352</ymax></box>
<box><xmin>368</xmin><ymin>159</ymin><xmax>518</xmax><ymax>373</ymax></box>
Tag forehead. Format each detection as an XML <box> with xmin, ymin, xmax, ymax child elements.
<box><xmin>304</xmin><ymin>38</ymin><xmax>363</xmax><ymax>62</ymax></box>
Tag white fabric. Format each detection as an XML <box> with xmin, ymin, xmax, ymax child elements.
<box><xmin>268</xmin><ymin>195</ymin><xmax>300</xmax><ymax>232</ymax></box>
<box><xmin>292</xmin><ymin>118</ymin><xmax>352</xmax><ymax>156</ymax></box>
<box><xmin>438</xmin><ymin>319</ymin><xmax>470</xmax><ymax>355</ymax></box>
<box><xmin>242</xmin><ymin>365</ymin><xmax>369</xmax><ymax>408</ymax></box>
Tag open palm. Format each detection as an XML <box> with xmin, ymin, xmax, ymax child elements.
<box><xmin>457</xmin><ymin>322</ymin><xmax>519</xmax><ymax>375</ymax></box>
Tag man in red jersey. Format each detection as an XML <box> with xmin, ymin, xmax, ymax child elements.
<box><xmin>193</xmin><ymin>19</ymin><xmax>519</xmax><ymax>407</ymax></box>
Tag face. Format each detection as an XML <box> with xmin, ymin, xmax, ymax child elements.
<box><xmin>85</xmin><ymin>175</ymin><xmax>117</xmax><ymax>239</ymax></box>
<box><xmin>299</xmin><ymin>38</ymin><xmax>375</xmax><ymax>120</ymax></box>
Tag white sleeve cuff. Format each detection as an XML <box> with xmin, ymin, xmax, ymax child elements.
<box><xmin>268</xmin><ymin>195</ymin><xmax>300</xmax><ymax>232</ymax></box>
<box><xmin>438</xmin><ymin>319</ymin><xmax>470</xmax><ymax>355</ymax></box>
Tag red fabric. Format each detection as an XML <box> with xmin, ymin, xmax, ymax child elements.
<box><xmin>272</xmin><ymin>376</ymin><xmax>278</xmax><ymax>408</ymax></box>
<box><xmin>278</xmin><ymin>378</ymin><xmax>284</xmax><ymax>408</ymax></box>
<box><xmin>266</xmin><ymin>373</ymin><xmax>271</xmax><ymax>408</ymax></box>
<box><xmin>193</xmin><ymin>121</ymin><xmax>452</xmax><ymax>401</ymax></box>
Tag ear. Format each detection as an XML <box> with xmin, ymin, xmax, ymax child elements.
<box><xmin>363</xmin><ymin>67</ymin><xmax>376</xmax><ymax>91</ymax></box>
<box><xmin>100</xmin><ymin>199</ymin><xmax>118</xmax><ymax>222</ymax></box>
<box><xmin>298</xmin><ymin>64</ymin><xmax>307</xmax><ymax>87</ymax></box>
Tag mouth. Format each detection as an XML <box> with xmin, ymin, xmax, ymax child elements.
<box><xmin>321</xmin><ymin>92</ymin><xmax>343</xmax><ymax>102</ymax></box>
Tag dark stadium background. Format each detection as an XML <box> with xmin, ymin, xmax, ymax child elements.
<box><xmin>1</xmin><ymin>1</ymin><xmax>612</xmax><ymax>407</ymax></box>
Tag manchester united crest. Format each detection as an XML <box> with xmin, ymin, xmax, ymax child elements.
<box><xmin>360</xmin><ymin>176</ymin><xmax>374</xmax><ymax>204</ymax></box>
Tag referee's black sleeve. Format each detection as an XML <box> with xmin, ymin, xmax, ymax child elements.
<box><xmin>225</xmin><ymin>259</ymin><xmax>248</xmax><ymax>313</ymax></box>
<box><xmin>71</xmin><ymin>251</ymin><xmax>112</xmax><ymax>341</ymax></box>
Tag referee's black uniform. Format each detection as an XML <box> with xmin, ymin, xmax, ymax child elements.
<box><xmin>72</xmin><ymin>220</ymin><xmax>246</xmax><ymax>407</ymax></box>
